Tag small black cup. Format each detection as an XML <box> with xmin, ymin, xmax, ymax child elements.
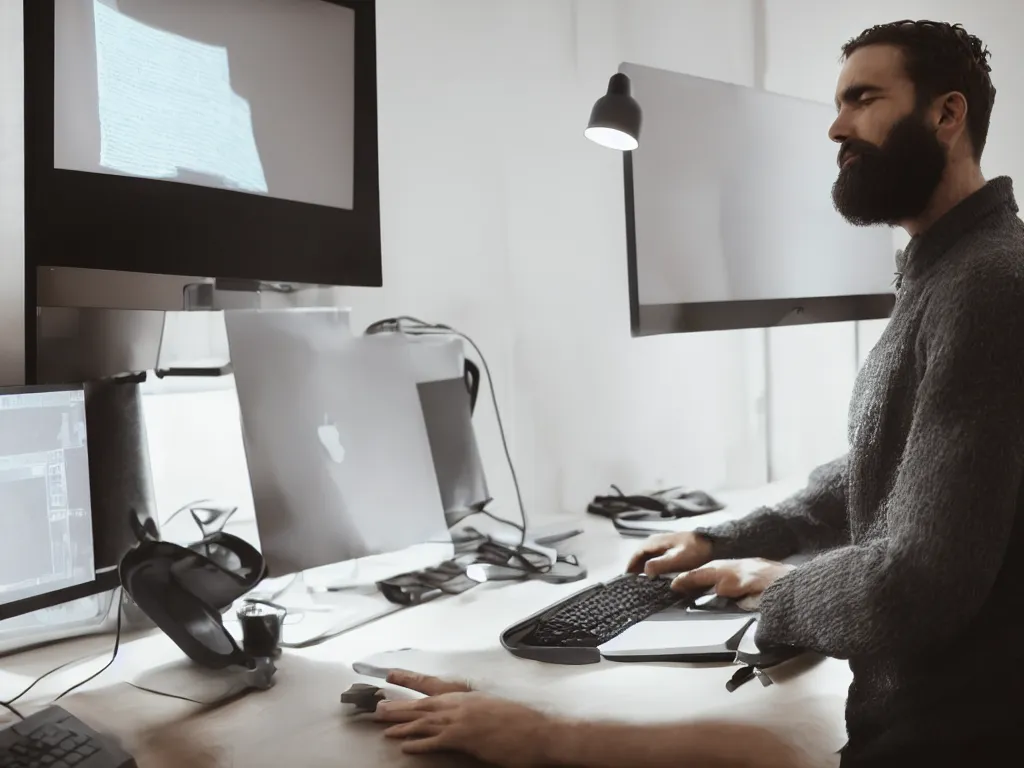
<box><xmin>237</xmin><ymin>602</ymin><xmax>286</xmax><ymax>658</ymax></box>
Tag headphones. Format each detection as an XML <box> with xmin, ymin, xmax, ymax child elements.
<box><xmin>119</xmin><ymin>509</ymin><xmax>272</xmax><ymax>678</ymax></box>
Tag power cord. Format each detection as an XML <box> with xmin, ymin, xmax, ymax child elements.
<box><xmin>0</xmin><ymin>592</ymin><xmax>219</xmax><ymax>714</ymax></box>
<box><xmin>0</xmin><ymin>593</ymin><xmax>124</xmax><ymax>717</ymax></box>
<box><xmin>51</xmin><ymin>595</ymin><xmax>123</xmax><ymax>703</ymax></box>
<box><xmin>365</xmin><ymin>316</ymin><xmax>529</xmax><ymax>548</ymax></box>
<box><xmin>1</xmin><ymin>649</ymin><xmax>94</xmax><ymax>714</ymax></box>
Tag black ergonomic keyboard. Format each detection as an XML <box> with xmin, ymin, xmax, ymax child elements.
<box><xmin>501</xmin><ymin>574</ymin><xmax>692</xmax><ymax>664</ymax></box>
<box><xmin>0</xmin><ymin>706</ymin><xmax>136</xmax><ymax>768</ymax></box>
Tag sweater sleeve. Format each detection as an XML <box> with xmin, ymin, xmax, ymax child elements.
<box><xmin>755</xmin><ymin>264</ymin><xmax>1024</xmax><ymax>659</ymax></box>
<box><xmin>696</xmin><ymin>455</ymin><xmax>850</xmax><ymax>561</ymax></box>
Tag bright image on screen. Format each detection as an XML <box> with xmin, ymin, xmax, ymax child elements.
<box><xmin>0</xmin><ymin>390</ymin><xmax>95</xmax><ymax>609</ymax></box>
<box><xmin>93</xmin><ymin>0</ymin><xmax>267</xmax><ymax>194</ymax></box>
<box><xmin>54</xmin><ymin>0</ymin><xmax>356</xmax><ymax>210</ymax></box>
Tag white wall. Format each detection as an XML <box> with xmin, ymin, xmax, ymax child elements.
<box><xmin>144</xmin><ymin>0</ymin><xmax>768</xmax><ymax>529</ymax></box>
<box><xmin>0</xmin><ymin>0</ymin><xmax>25</xmax><ymax>386</ymax></box>
<box><xmin>329</xmin><ymin>0</ymin><xmax>772</xmax><ymax>526</ymax></box>
<box><xmin>136</xmin><ymin>0</ymin><xmax>1024</xmax><ymax>531</ymax></box>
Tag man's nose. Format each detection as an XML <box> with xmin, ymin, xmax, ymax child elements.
<box><xmin>828</xmin><ymin>116</ymin><xmax>848</xmax><ymax>144</ymax></box>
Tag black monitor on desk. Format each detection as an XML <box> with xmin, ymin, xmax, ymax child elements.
<box><xmin>0</xmin><ymin>385</ymin><xmax>106</xmax><ymax>622</ymax></box>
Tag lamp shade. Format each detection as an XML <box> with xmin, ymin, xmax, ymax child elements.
<box><xmin>585</xmin><ymin>73</ymin><xmax>642</xmax><ymax>150</ymax></box>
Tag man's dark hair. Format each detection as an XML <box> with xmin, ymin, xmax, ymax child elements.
<box><xmin>842</xmin><ymin>20</ymin><xmax>996</xmax><ymax>160</ymax></box>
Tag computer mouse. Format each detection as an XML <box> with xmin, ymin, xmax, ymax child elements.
<box><xmin>689</xmin><ymin>592</ymin><xmax>755</xmax><ymax>613</ymax></box>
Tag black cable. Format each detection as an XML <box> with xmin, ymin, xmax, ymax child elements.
<box><xmin>365</xmin><ymin>316</ymin><xmax>529</xmax><ymax>547</ymax></box>
<box><xmin>1</xmin><ymin>700</ymin><xmax>23</xmax><ymax>720</ymax></box>
<box><xmin>126</xmin><ymin>681</ymin><xmax>204</xmax><ymax>706</ymax></box>
<box><xmin>52</xmin><ymin>594</ymin><xmax>123</xmax><ymax>703</ymax></box>
<box><xmin>475</xmin><ymin>507</ymin><xmax>525</xmax><ymax>537</ymax></box>
<box><xmin>2</xmin><ymin>653</ymin><xmax>86</xmax><ymax>709</ymax></box>
<box><xmin>1</xmin><ymin>595</ymin><xmax>123</xmax><ymax>716</ymax></box>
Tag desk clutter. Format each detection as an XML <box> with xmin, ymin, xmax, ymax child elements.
<box><xmin>0</xmin><ymin>312</ymin><xmax>809</xmax><ymax>768</ymax></box>
<box><xmin>587</xmin><ymin>485</ymin><xmax>725</xmax><ymax>537</ymax></box>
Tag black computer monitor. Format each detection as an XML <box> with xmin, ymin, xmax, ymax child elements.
<box><xmin>0</xmin><ymin>384</ymin><xmax>107</xmax><ymax>622</ymax></box>
<box><xmin>22</xmin><ymin>0</ymin><xmax>380</xmax><ymax>287</ymax></box>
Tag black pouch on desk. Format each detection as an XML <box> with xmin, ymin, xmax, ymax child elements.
<box><xmin>120</xmin><ymin>531</ymin><xmax>266</xmax><ymax>669</ymax></box>
<box><xmin>588</xmin><ymin>485</ymin><xmax>725</xmax><ymax>521</ymax></box>
<box><xmin>377</xmin><ymin>560</ymin><xmax>478</xmax><ymax>606</ymax></box>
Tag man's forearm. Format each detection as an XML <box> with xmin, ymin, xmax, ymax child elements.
<box><xmin>699</xmin><ymin>454</ymin><xmax>850</xmax><ymax>561</ymax></box>
<box><xmin>540</xmin><ymin>717</ymin><xmax>808</xmax><ymax>768</ymax></box>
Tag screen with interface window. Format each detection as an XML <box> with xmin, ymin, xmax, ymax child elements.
<box><xmin>0</xmin><ymin>388</ymin><xmax>95</xmax><ymax>610</ymax></box>
<box><xmin>53</xmin><ymin>0</ymin><xmax>355</xmax><ymax>210</ymax></box>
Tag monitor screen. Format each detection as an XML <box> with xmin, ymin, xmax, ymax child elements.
<box><xmin>417</xmin><ymin>378</ymin><xmax>489</xmax><ymax>527</ymax></box>
<box><xmin>0</xmin><ymin>386</ymin><xmax>95</xmax><ymax>614</ymax></box>
<box><xmin>23</xmin><ymin>0</ymin><xmax>380</xmax><ymax>289</ymax></box>
<box><xmin>54</xmin><ymin>0</ymin><xmax>354</xmax><ymax>211</ymax></box>
<box><xmin>622</xmin><ymin>63</ymin><xmax>896</xmax><ymax>335</ymax></box>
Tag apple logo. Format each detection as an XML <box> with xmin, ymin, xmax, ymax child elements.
<box><xmin>317</xmin><ymin>415</ymin><xmax>346</xmax><ymax>464</ymax></box>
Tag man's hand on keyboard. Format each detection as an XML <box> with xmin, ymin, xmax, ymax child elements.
<box><xmin>626</xmin><ymin>530</ymin><xmax>714</xmax><ymax>577</ymax></box>
<box><xmin>669</xmin><ymin>558</ymin><xmax>796</xmax><ymax>599</ymax></box>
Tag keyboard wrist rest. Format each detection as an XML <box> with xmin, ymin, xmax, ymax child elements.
<box><xmin>499</xmin><ymin>582</ymin><xmax>606</xmax><ymax>665</ymax></box>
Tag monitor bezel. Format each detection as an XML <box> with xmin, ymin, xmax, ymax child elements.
<box><xmin>0</xmin><ymin>382</ymin><xmax>115</xmax><ymax>624</ymax></box>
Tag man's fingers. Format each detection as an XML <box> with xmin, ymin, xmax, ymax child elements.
<box><xmin>670</xmin><ymin>566</ymin><xmax>721</xmax><ymax>594</ymax></box>
<box><xmin>386</xmin><ymin>669</ymin><xmax>470</xmax><ymax>696</ymax></box>
<box><xmin>626</xmin><ymin>546</ymin><xmax>664</xmax><ymax>573</ymax></box>
<box><xmin>737</xmin><ymin>594</ymin><xmax>762</xmax><ymax>611</ymax></box>
<box><xmin>375</xmin><ymin>696</ymin><xmax>444</xmax><ymax>722</ymax></box>
<box><xmin>374</xmin><ymin>704</ymin><xmax>428</xmax><ymax>723</ymax></box>
<box><xmin>401</xmin><ymin>733</ymin><xmax>450</xmax><ymax>755</ymax></box>
<box><xmin>627</xmin><ymin>534</ymin><xmax>678</xmax><ymax>573</ymax></box>
<box><xmin>383</xmin><ymin>716</ymin><xmax>448</xmax><ymax>739</ymax></box>
<box><xmin>644</xmin><ymin>550</ymin><xmax>685</xmax><ymax>577</ymax></box>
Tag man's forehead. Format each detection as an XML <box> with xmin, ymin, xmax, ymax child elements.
<box><xmin>835</xmin><ymin>44</ymin><xmax>908</xmax><ymax>97</ymax></box>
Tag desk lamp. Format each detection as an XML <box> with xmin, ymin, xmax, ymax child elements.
<box><xmin>585</xmin><ymin>73</ymin><xmax>643</xmax><ymax>150</ymax></box>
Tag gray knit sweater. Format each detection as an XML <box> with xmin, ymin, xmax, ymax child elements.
<box><xmin>701</xmin><ymin>177</ymin><xmax>1024</xmax><ymax>753</ymax></box>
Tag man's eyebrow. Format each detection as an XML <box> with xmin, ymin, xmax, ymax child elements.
<box><xmin>835</xmin><ymin>84</ymin><xmax>884</xmax><ymax>111</ymax></box>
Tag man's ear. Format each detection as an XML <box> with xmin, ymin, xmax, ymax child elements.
<box><xmin>935</xmin><ymin>91</ymin><xmax>969</xmax><ymax>142</ymax></box>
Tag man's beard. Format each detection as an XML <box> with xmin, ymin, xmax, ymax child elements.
<box><xmin>831</xmin><ymin>112</ymin><xmax>947</xmax><ymax>226</ymax></box>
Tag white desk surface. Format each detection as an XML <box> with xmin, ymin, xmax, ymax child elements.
<box><xmin>0</xmin><ymin>483</ymin><xmax>851</xmax><ymax>766</ymax></box>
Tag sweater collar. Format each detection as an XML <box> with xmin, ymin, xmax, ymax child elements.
<box><xmin>895</xmin><ymin>176</ymin><xmax>1018</xmax><ymax>284</ymax></box>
